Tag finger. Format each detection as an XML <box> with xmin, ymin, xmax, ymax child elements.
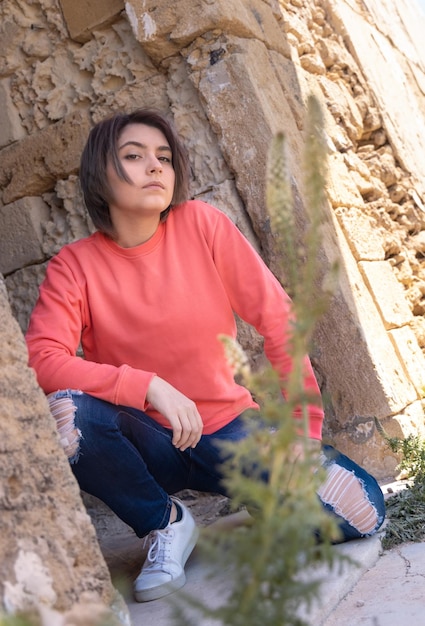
<box><xmin>171</xmin><ymin>421</ymin><xmax>183</xmax><ymax>447</ymax></box>
<box><xmin>173</xmin><ymin>412</ymin><xmax>202</xmax><ymax>451</ymax></box>
<box><xmin>175</xmin><ymin>424</ymin><xmax>195</xmax><ymax>451</ymax></box>
<box><xmin>171</xmin><ymin>413</ymin><xmax>193</xmax><ymax>449</ymax></box>
<box><xmin>187</xmin><ymin>409</ymin><xmax>204</xmax><ymax>447</ymax></box>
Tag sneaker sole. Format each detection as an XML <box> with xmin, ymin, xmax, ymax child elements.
<box><xmin>134</xmin><ymin>525</ymin><xmax>200</xmax><ymax>602</ymax></box>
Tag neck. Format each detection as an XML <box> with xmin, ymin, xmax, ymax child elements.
<box><xmin>113</xmin><ymin>216</ymin><xmax>161</xmax><ymax>248</ymax></box>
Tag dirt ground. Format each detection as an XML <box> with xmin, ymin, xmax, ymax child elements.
<box><xmin>176</xmin><ymin>490</ymin><xmax>234</xmax><ymax>526</ymax></box>
<box><xmin>83</xmin><ymin>489</ymin><xmax>236</xmax><ymax>587</ymax></box>
<box><xmin>82</xmin><ymin>489</ymin><xmax>234</xmax><ymax>542</ymax></box>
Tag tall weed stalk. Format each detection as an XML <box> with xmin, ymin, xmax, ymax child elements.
<box><xmin>173</xmin><ymin>96</ymin><xmax>344</xmax><ymax>626</ymax></box>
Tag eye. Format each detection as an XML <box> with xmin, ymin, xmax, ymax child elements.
<box><xmin>158</xmin><ymin>155</ymin><xmax>172</xmax><ymax>163</ymax></box>
<box><xmin>124</xmin><ymin>153</ymin><xmax>142</xmax><ymax>161</ymax></box>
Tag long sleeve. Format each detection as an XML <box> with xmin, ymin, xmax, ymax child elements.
<box><xmin>205</xmin><ymin>206</ymin><xmax>324</xmax><ymax>439</ymax></box>
<box><xmin>26</xmin><ymin>239</ymin><xmax>156</xmax><ymax>411</ymax></box>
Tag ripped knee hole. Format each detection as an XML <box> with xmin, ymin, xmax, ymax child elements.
<box><xmin>48</xmin><ymin>393</ymin><xmax>81</xmax><ymax>459</ymax></box>
<box><xmin>317</xmin><ymin>463</ymin><xmax>379</xmax><ymax>534</ymax></box>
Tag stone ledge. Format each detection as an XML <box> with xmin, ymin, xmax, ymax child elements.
<box><xmin>125</xmin><ymin>0</ymin><xmax>290</xmax><ymax>65</ymax></box>
<box><xmin>58</xmin><ymin>0</ymin><xmax>125</xmax><ymax>43</ymax></box>
<box><xmin>0</xmin><ymin>110</ymin><xmax>92</xmax><ymax>205</ymax></box>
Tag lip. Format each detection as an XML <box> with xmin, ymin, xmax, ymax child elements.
<box><xmin>143</xmin><ymin>181</ymin><xmax>165</xmax><ymax>189</ymax></box>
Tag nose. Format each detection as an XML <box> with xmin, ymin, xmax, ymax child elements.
<box><xmin>147</xmin><ymin>154</ymin><xmax>163</xmax><ymax>173</ymax></box>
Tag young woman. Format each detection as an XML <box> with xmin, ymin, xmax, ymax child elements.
<box><xmin>26</xmin><ymin>109</ymin><xmax>385</xmax><ymax>603</ymax></box>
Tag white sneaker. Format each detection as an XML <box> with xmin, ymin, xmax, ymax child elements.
<box><xmin>134</xmin><ymin>498</ymin><xmax>199</xmax><ymax>602</ymax></box>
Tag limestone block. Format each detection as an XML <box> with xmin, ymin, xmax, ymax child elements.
<box><xmin>315</xmin><ymin>36</ymin><xmax>352</xmax><ymax>70</ymax></box>
<box><xmin>388</xmin><ymin>325</ymin><xmax>425</xmax><ymax>392</ymax></box>
<box><xmin>317</xmin><ymin>286</ymin><xmax>417</xmax><ymax>419</ymax></box>
<box><xmin>125</xmin><ymin>0</ymin><xmax>290</xmax><ymax>65</ymax></box>
<box><xmin>167</xmin><ymin>56</ymin><xmax>262</xmax><ymax>245</ymax></box>
<box><xmin>359</xmin><ymin>260</ymin><xmax>414</xmax><ymax>329</ymax></box>
<box><xmin>58</xmin><ymin>0</ymin><xmax>124</xmax><ymax>43</ymax></box>
<box><xmin>267</xmin><ymin>50</ymin><xmax>307</xmax><ymax>134</ymax></box>
<box><xmin>325</xmin><ymin>426</ymin><xmax>399</xmax><ymax>481</ymax></box>
<box><xmin>342</xmin><ymin>151</ymin><xmax>379</xmax><ymax>198</ymax></box>
<box><xmin>322</xmin><ymin>391</ymin><xmax>425</xmax><ymax>481</ymax></box>
<box><xmin>323</xmin><ymin>401</ymin><xmax>425</xmax><ymax>481</ymax></box>
<box><xmin>299</xmin><ymin>51</ymin><xmax>326</xmax><ymax>75</ymax></box>
<box><xmin>410</xmin><ymin>316</ymin><xmax>425</xmax><ymax>349</ymax></box>
<box><xmin>0</xmin><ymin>78</ymin><xmax>26</xmax><ymax>148</ymax></box>
<box><xmin>368</xmin><ymin>400</ymin><xmax>425</xmax><ymax>479</ymax></box>
<box><xmin>326</xmin><ymin>153</ymin><xmax>364</xmax><ymax>208</ymax></box>
<box><xmin>166</xmin><ymin>57</ymin><xmax>235</xmax><ymax>194</ymax></box>
<box><xmin>0</xmin><ymin>279</ymin><xmax>127</xmax><ymax>621</ymax></box>
<box><xmin>5</xmin><ymin>264</ymin><xmax>47</xmax><ymax>334</ymax></box>
<box><xmin>0</xmin><ymin>111</ymin><xmax>92</xmax><ymax>205</ymax></box>
<box><xmin>380</xmin><ymin>400</ymin><xmax>425</xmax><ymax>440</ymax></box>
<box><xmin>197</xmin><ymin>179</ymin><xmax>259</xmax><ymax>250</ymax></box>
<box><xmin>335</xmin><ymin>206</ymin><xmax>385</xmax><ymax>261</ymax></box>
<box><xmin>326</xmin><ymin>0</ymin><xmax>425</xmax><ymax>196</ymax></box>
<box><xmin>0</xmin><ymin>11</ymin><xmax>23</xmax><ymax>75</ymax></box>
<box><xmin>317</xmin><ymin>75</ymin><xmax>364</xmax><ymax>143</ymax></box>
<box><xmin>185</xmin><ymin>35</ymin><xmax>305</xmax><ymax>253</ymax></box>
<box><xmin>0</xmin><ymin>198</ymin><xmax>49</xmax><ymax>276</ymax></box>
<box><xmin>315</xmin><ymin>220</ymin><xmax>418</xmax><ymax>424</ymax></box>
<box><xmin>362</xmin><ymin>148</ymin><xmax>399</xmax><ymax>189</ymax></box>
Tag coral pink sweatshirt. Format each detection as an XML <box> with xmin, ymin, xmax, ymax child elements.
<box><xmin>26</xmin><ymin>200</ymin><xmax>324</xmax><ymax>439</ymax></box>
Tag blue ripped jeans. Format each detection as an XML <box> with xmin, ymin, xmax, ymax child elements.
<box><xmin>49</xmin><ymin>390</ymin><xmax>386</xmax><ymax>540</ymax></box>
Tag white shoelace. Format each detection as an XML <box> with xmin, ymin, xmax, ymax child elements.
<box><xmin>144</xmin><ymin>528</ymin><xmax>177</xmax><ymax>573</ymax></box>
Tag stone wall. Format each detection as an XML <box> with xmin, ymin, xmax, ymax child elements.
<box><xmin>1</xmin><ymin>0</ymin><xmax>425</xmax><ymax>614</ymax></box>
<box><xmin>0</xmin><ymin>279</ymin><xmax>129</xmax><ymax>622</ymax></box>
<box><xmin>3</xmin><ymin>0</ymin><xmax>425</xmax><ymax>471</ymax></box>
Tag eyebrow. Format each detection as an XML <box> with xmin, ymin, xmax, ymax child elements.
<box><xmin>118</xmin><ymin>140</ymin><xmax>172</xmax><ymax>153</ymax></box>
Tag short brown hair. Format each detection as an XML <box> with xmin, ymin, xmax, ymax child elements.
<box><xmin>79</xmin><ymin>109</ymin><xmax>190</xmax><ymax>236</ymax></box>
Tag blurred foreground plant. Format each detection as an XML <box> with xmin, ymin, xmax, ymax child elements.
<box><xmin>0</xmin><ymin>615</ymin><xmax>37</xmax><ymax>626</ymax></box>
<box><xmin>173</xmin><ymin>96</ymin><xmax>346</xmax><ymax>626</ymax></box>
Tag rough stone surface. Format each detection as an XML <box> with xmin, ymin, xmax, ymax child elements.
<box><xmin>0</xmin><ymin>111</ymin><xmax>92</xmax><ymax>204</ymax></box>
<box><xmin>1</xmin><ymin>0</ymin><xmax>425</xmax><ymax>618</ymax></box>
<box><xmin>0</xmin><ymin>197</ymin><xmax>50</xmax><ymax>275</ymax></box>
<box><xmin>358</xmin><ymin>260</ymin><xmax>416</xmax><ymax>329</ymax></box>
<box><xmin>0</xmin><ymin>279</ymin><xmax>129</xmax><ymax>623</ymax></box>
<box><xmin>5</xmin><ymin>264</ymin><xmax>47</xmax><ymax>334</ymax></box>
<box><xmin>1</xmin><ymin>1</ymin><xmax>424</xmax><ymax>467</ymax></box>
<box><xmin>126</xmin><ymin>0</ymin><xmax>290</xmax><ymax>65</ymax></box>
<box><xmin>59</xmin><ymin>0</ymin><xmax>124</xmax><ymax>43</ymax></box>
<box><xmin>0</xmin><ymin>78</ymin><xmax>26</xmax><ymax>147</ymax></box>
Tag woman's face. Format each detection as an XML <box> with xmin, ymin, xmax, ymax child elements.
<box><xmin>106</xmin><ymin>123</ymin><xmax>176</xmax><ymax>223</ymax></box>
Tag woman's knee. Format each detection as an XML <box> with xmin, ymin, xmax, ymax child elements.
<box><xmin>48</xmin><ymin>389</ymin><xmax>83</xmax><ymax>463</ymax></box>
<box><xmin>318</xmin><ymin>447</ymin><xmax>385</xmax><ymax>536</ymax></box>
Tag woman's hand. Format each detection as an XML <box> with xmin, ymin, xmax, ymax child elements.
<box><xmin>146</xmin><ymin>376</ymin><xmax>203</xmax><ymax>451</ymax></box>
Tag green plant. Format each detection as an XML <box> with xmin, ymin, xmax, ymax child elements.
<box><xmin>375</xmin><ymin>417</ymin><xmax>425</xmax><ymax>549</ymax></box>
<box><xmin>374</xmin><ymin>417</ymin><xmax>425</xmax><ymax>481</ymax></box>
<box><xmin>172</xmin><ymin>96</ymin><xmax>347</xmax><ymax>626</ymax></box>
<box><xmin>0</xmin><ymin>614</ymin><xmax>40</xmax><ymax>626</ymax></box>
<box><xmin>381</xmin><ymin>481</ymin><xmax>425</xmax><ymax>549</ymax></box>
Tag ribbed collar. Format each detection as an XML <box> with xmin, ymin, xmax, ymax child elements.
<box><xmin>96</xmin><ymin>221</ymin><xmax>166</xmax><ymax>258</ymax></box>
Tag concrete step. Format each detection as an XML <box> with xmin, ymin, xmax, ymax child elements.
<box><xmin>99</xmin><ymin>510</ymin><xmax>384</xmax><ymax>626</ymax></box>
